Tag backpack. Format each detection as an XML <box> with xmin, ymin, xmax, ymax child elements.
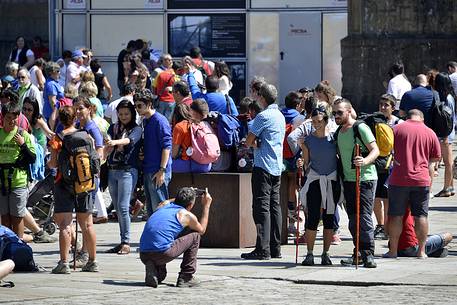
<box><xmin>0</xmin><ymin>225</ymin><xmax>38</xmax><ymax>272</ymax></box>
<box><xmin>27</xmin><ymin>134</ymin><xmax>45</xmax><ymax>181</ymax></box>
<box><xmin>58</xmin><ymin>130</ymin><xmax>100</xmax><ymax>195</ymax></box>
<box><xmin>283</xmin><ymin>123</ymin><xmax>295</xmax><ymax>159</ymax></box>
<box><xmin>335</xmin><ymin>112</ymin><xmax>394</xmax><ymax>174</ymax></box>
<box><xmin>214</xmin><ymin>113</ymin><xmax>241</xmax><ymax>149</ymax></box>
<box><xmin>430</xmin><ymin>91</ymin><xmax>454</xmax><ymax>138</ymax></box>
<box><xmin>190</xmin><ymin>121</ymin><xmax>221</xmax><ymax>164</ymax></box>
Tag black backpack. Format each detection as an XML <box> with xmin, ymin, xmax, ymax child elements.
<box><xmin>58</xmin><ymin>130</ymin><xmax>100</xmax><ymax>196</ymax></box>
<box><xmin>0</xmin><ymin>225</ymin><xmax>38</xmax><ymax>272</ymax></box>
<box><xmin>429</xmin><ymin>91</ymin><xmax>454</xmax><ymax>138</ymax></box>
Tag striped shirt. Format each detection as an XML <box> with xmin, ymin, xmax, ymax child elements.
<box><xmin>250</xmin><ymin>104</ymin><xmax>286</xmax><ymax>176</ymax></box>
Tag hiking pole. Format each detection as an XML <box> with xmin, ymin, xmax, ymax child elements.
<box><xmin>355</xmin><ymin>144</ymin><xmax>361</xmax><ymax>269</ymax></box>
<box><xmin>74</xmin><ymin>213</ymin><xmax>78</xmax><ymax>271</ymax></box>
<box><xmin>295</xmin><ymin>167</ymin><xmax>303</xmax><ymax>264</ymax></box>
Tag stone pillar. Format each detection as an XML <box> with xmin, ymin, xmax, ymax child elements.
<box><xmin>342</xmin><ymin>0</ymin><xmax>457</xmax><ymax>112</ymax></box>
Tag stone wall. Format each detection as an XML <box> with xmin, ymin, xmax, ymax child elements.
<box><xmin>342</xmin><ymin>0</ymin><xmax>457</xmax><ymax>112</ymax></box>
<box><xmin>0</xmin><ymin>0</ymin><xmax>48</xmax><ymax>74</ymax></box>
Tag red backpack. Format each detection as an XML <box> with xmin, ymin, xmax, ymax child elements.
<box><xmin>190</xmin><ymin>121</ymin><xmax>220</xmax><ymax>164</ymax></box>
<box><xmin>282</xmin><ymin>123</ymin><xmax>295</xmax><ymax>159</ymax></box>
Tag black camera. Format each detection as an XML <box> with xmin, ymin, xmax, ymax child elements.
<box><xmin>194</xmin><ymin>188</ymin><xmax>206</xmax><ymax>196</ymax></box>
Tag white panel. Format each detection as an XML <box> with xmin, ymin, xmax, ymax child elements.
<box><xmin>91</xmin><ymin>0</ymin><xmax>163</xmax><ymax>9</ymax></box>
<box><xmin>97</xmin><ymin>61</ymin><xmax>121</xmax><ymax>98</ymax></box>
<box><xmin>248</xmin><ymin>13</ymin><xmax>279</xmax><ymax>91</ymax></box>
<box><xmin>63</xmin><ymin>14</ymin><xmax>87</xmax><ymax>51</ymax></box>
<box><xmin>323</xmin><ymin>13</ymin><xmax>347</xmax><ymax>95</ymax></box>
<box><xmin>279</xmin><ymin>12</ymin><xmax>321</xmax><ymax>104</ymax></box>
<box><xmin>91</xmin><ymin>14</ymin><xmax>163</xmax><ymax>57</ymax></box>
<box><xmin>251</xmin><ymin>0</ymin><xmax>346</xmax><ymax>9</ymax></box>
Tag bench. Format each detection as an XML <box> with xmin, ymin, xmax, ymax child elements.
<box><xmin>169</xmin><ymin>172</ymin><xmax>290</xmax><ymax>248</ymax></box>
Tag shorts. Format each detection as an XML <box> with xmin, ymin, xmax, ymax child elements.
<box><xmin>0</xmin><ymin>187</ymin><xmax>28</xmax><ymax>217</ymax></box>
<box><xmin>54</xmin><ymin>183</ymin><xmax>93</xmax><ymax>214</ymax></box>
<box><xmin>388</xmin><ymin>185</ymin><xmax>429</xmax><ymax>217</ymax></box>
<box><xmin>283</xmin><ymin>157</ymin><xmax>298</xmax><ymax>172</ymax></box>
<box><xmin>375</xmin><ymin>172</ymin><xmax>389</xmax><ymax>199</ymax></box>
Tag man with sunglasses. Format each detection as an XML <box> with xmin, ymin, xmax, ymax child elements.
<box><xmin>333</xmin><ymin>98</ymin><xmax>379</xmax><ymax>268</ymax></box>
<box><xmin>134</xmin><ymin>89</ymin><xmax>172</xmax><ymax>216</ymax></box>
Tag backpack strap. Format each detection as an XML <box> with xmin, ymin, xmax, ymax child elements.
<box><xmin>224</xmin><ymin>95</ymin><xmax>232</xmax><ymax>115</ymax></box>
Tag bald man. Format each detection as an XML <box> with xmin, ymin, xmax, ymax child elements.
<box><xmin>399</xmin><ymin>74</ymin><xmax>435</xmax><ymax>125</ymax></box>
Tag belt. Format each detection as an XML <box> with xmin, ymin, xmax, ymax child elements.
<box><xmin>108</xmin><ymin>164</ymin><xmax>131</xmax><ymax>170</ymax></box>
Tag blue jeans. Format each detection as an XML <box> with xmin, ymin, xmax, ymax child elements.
<box><xmin>397</xmin><ymin>234</ymin><xmax>445</xmax><ymax>257</ymax></box>
<box><xmin>157</xmin><ymin>101</ymin><xmax>176</xmax><ymax>123</ymax></box>
<box><xmin>108</xmin><ymin>168</ymin><xmax>138</xmax><ymax>244</ymax></box>
<box><xmin>144</xmin><ymin>171</ymin><xmax>171</xmax><ymax>216</ymax></box>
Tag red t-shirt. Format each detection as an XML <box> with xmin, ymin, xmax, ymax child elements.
<box><xmin>389</xmin><ymin>120</ymin><xmax>441</xmax><ymax>187</ymax></box>
<box><xmin>155</xmin><ymin>70</ymin><xmax>175</xmax><ymax>103</ymax></box>
<box><xmin>172</xmin><ymin>120</ymin><xmax>191</xmax><ymax>160</ymax></box>
<box><xmin>398</xmin><ymin>208</ymin><xmax>419</xmax><ymax>250</ymax></box>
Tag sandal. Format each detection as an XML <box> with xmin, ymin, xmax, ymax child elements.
<box><xmin>105</xmin><ymin>244</ymin><xmax>122</xmax><ymax>253</ymax></box>
<box><xmin>117</xmin><ymin>244</ymin><xmax>130</xmax><ymax>255</ymax></box>
<box><xmin>434</xmin><ymin>189</ymin><xmax>452</xmax><ymax>197</ymax></box>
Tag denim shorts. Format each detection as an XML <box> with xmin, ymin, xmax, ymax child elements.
<box><xmin>388</xmin><ymin>185</ymin><xmax>429</xmax><ymax>217</ymax></box>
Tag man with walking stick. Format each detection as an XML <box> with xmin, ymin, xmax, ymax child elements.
<box><xmin>333</xmin><ymin>99</ymin><xmax>379</xmax><ymax>268</ymax></box>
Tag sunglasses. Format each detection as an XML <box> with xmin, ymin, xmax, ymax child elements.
<box><xmin>331</xmin><ymin>110</ymin><xmax>345</xmax><ymax>117</ymax></box>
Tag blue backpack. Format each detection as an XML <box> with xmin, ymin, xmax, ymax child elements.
<box><xmin>28</xmin><ymin>135</ymin><xmax>45</xmax><ymax>181</ymax></box>
<box><xmin>216</xmin><ymin>113</ymin><xmax>240</xmax><ymax>149</ymax></box>
<box><xmin>0</xmin><ymin>225</ymin><xmax>38</xmax><ymax>272</ymax></box>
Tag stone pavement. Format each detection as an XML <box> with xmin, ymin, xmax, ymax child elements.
<box><xmin>1</xmin><ymin>166</ymin><xmax>457</xmax><ymax>304</ymax></box>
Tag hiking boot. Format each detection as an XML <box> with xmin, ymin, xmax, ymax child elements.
<box><xmin>321</xmin><ymin>253</ymin><xmax>332</xmax><ymax>266</ymax></box>
<box><xmin>374</xmin><ymin>225</ymin><xmax>388</xmax><ymax>240</ymax></box>
<box><xmin>363</xmin><ymin>255</ymin><xmax>377</xmax><ymax>268</ymax></box>
<box><xmin>301</xmin><ymin>253</ymin><xmax>314</xmax><ymax>266</ymax></box>
<box><xmin>71</xmin><ymin>251</ymin><xmax>89</xmax><ymax>268</ymax></box>
<box><xmin>145</xmin><ymin>264</ymin><xmax>159</xmax><ymax>288</ymax></box>
<box><xmin>241</xmin><ymin>250</ymin><xmax>270</xmax><ymax>260</ymax></box>
<box><xmin>51</xmin><ymin>261</ymin><xmax>71</xmax><ymax>274</ymax></box>
<box><xmin>176</xmin><ymin>275</ymin><xmax>201</xmax><ymax>288</ymax></box>
<box><xmin>33</xmin><ymin>230</ymin><xmax>57</xmax><ymax>243</ymax></box>
<box><xmin>82</xmin><ymin>260</ymin><xmax>99</xmax><ymax>272</ymax></box>
<box><xmin>340</xmin><ymin>255</ymin><xmax>363</xmax><ymax>266</ymax></box>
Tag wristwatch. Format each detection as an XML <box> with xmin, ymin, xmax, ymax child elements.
<box><xmin>158</xmin><ymin>167</ymin><xmax>166</xmax><ymax>172</ymax></box>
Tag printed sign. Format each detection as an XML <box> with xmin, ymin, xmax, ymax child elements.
<box><xmin>145</xmin><ymin>0</ymin><xmax>162</xmax><ymax>8</ymax></box>
<box><xmin>67</xmin><ymin>0</ymin><xmax>85</xmax><ymax>9</ymax></box>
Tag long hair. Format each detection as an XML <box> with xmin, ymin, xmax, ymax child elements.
<box><xmin>435</xmin><ymin>73</ymin><xmax>455</xmax><ymax>102</ymax></box>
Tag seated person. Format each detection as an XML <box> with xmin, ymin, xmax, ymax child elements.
<box><xmin>139</xmin><ymin>187</ymin><xmax>213</xmax><ymax>288</ymax></box>
<box><xmin>387</xmin><ymin>208</ymin><xmax>453</xmax><ymax>258</ymax></box>
<box><xmin>171</xmin><ymin>99</ymin><xmax>212</xmax><ymax>173</ymax></box>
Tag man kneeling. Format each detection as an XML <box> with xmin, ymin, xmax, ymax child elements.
<box><xmin>139</xmin><ymin>187</ymin><xmax>212</xmax><ymax>288</ymax></box>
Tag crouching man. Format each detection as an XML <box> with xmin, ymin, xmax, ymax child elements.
<box><xmin>139</xmin><ymin>187</ymin><xmax>212</xmax><ymax>288</ymax></box>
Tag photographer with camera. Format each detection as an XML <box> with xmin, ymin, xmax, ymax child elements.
<box><xmin>139</xmin><ymin>187</ymin><xmax>212</xmax><ymax>288</ymax></box>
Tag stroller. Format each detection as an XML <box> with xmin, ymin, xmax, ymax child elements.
<box><xmin>27</xmin><ymin>173</ymin><xmax>57</xmax><ymax>235</ymax></box>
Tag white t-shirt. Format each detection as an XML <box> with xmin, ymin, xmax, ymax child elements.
<box><xmin>217</xmin><ymin>75</ymin><xmax>233</xmax><ymax>96</ymax></box>
<box><xmin>10</xmin><ymin>49</ymin><xmax>34</xmax><ymax>62</ymax></box>
<box><xmin>29</xmin><ymin>66</ymin><xmax>41</xmax><ymax>88</ymax></box>
<box><xmin>387</xmin><ymin>74</ymin><xmax>412</xmax><ymax>109</ymax></box>
<box><xmin>66</xmin><ymin>61</ymin><xmax>81</xmax><ymax>88</ymax></box>
<box><xmin>449</xmin><ymin>72</ymin><xmax>457</xmax><ymax>96</ymax></box>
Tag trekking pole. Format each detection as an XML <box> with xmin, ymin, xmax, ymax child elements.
<box><xmin>295</xmin><ymin>167</ymin><xmax>303</xmax><ymax>264</ymax></box>
<box><xmin>74</xmin><ymin>213</ymin><xmax>78</xmax><ymax>271</ymax></box>
<box><xmin>355</xmin><ymin>144</ymin><xmax>361</xmax><ymax>269</ymax></box>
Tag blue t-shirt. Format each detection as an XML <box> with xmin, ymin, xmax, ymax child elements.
<box><xmin>142</xmin><ymin>111</ymin><xmax>172</xmax><ymax>174</ymax></box>
<box><xmin>43</xmin><ymin>78</ymin><xmax>64</xmax><ymax>120</ymax></box>
<box><xmin>77</xmin><ymin>120</ymin><xmax>103</xmax><ymax>149</ymax></box>
<box><xmin>250</xmin><ymin>104</ymin><xmax>286</xmax><ymax>176</ymax></box>
<box><xmin>107</xmin><ymin>124</ymin><xmax>142</xmax><ymax>168</ymax></box>
<box><xmin>304</xmin><ymin>133</ymin><xmax>337</xmax><ymax>175</ymax></box>
<box><xmin>400</xmin><ymin>86</ymin><xmax>434</xmax><ymax>125</ymax></box>
<box><xmin>139</xmin><ymin>203</ymin><xmax>184</xmax><ymax>252</ymax></box>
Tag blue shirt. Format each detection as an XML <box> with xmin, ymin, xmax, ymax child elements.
<box><xmin>142</xmin><ymin>111</ymin><xmax>172</xmax><ymax>174</ymax></box>
<box><xmin>43</xmin><ymin>78</ymin><xmax>64</xmax><ymax>120</ymax></box>
<box><xmin>139</xmin><ymin>203</ymin><xmax>184</xmax><ymax>252</ymax></box>
<box><xmin>77</xmin><ymin>120</ymin><xmax>103</xmax><ymax>149</ymax></box>
<box><xmin>188</xmin><ymin>72</ymin><xmax>238</xmax><ymax>115</ymax></box>
<box><xmin>400</xmin><ymin>86</ymin><xmax>434</xmax><ymax>125</ymax></box>
<box><xmin>304</xmin><ymin>133</ymin><xmax>337</xmax><ymax>175</ymax></box>
<box><xmin>281</xmin><ymin>107</ymin><xmax>300</xmax><ymax>124</ymax></box>
<box><xmin>250</xmin><ymin>104</ymin><xmax>286</xmax><ymax>176</ymax></box>
<box><xmin>107</xmin><ymin>124</ymin><xmax>142</xmax><ymax>168</ymax></box>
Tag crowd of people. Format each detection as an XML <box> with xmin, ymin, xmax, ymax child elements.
<box><xmin>0</xmin><ymin>35</ymin><xmax>456</xmax><ymax>287</ymax></box>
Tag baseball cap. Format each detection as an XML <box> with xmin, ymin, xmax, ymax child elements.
<box><xmin>72</xmin><ymin>50</ymin><xmax>84</xmax><ymax>58</ymax></box>
<box><xmin>2</xmin><ymin>75</ymin><xmax>15</xmax><ymax>83</ymax></box>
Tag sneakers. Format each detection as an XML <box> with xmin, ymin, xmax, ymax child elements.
<box><xmin>340</xmin><ymin>255</ymin><xmax>364</xmax><ymax>266</ymax></box>
<box><xmin>374</xmin><ymin>225</ymin><xmax>388</xmax><ymax>240</ymax></box>
<box><xmin>321</xmin><ymin>253</ymin><xmax>332</xmax><ymax>266</ymax></box>
<box><xmin>176</xmin><ymin>275</ymin><xmax>201</xmax><ymax>288</ymax></box>
<box><xmin>33</xmin><ymin>230</ymin><xmax>57</xmax><ymax>243</ymax></box>
<box><xmin>331</xmin><ymin>234</ymin><xmax>342</xmax><ymax>245</ymax></box>
<box><xmin>51</xmin><ymin>261</ymin><xmax>71</xmax><ymax>274</ymax></box>
<box><xmin>363</xmin><ymin>255</ymin><xmax>377</xmax><ymax>268</ymax></box>
<box><xmin>71</xmin><ymin>251</ymin><xmax>89</xmax><ymax>268</ymax></box>
<box><xmin>82</xmin><ymin>260</ymin><xmax>99</xmax><ymax>272</ymax></box>
<box><xmin>241</xmin><ymin>250</ymin><xmax>270</xmax><ymax>260</ymax></box>
<box><xmin>145</xmin><ymin>264</ymin><xmax>159</xmax><ymax>288</ymax></box>
<box><xmin>429</xmin><ymin>248</ymin><xmax>449</xmax><ymax>258</ymax></box>
<box><xmin>301</xmin><ymin>253</ymin><xmax>314</xmax><ymax>266</ymax></box>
